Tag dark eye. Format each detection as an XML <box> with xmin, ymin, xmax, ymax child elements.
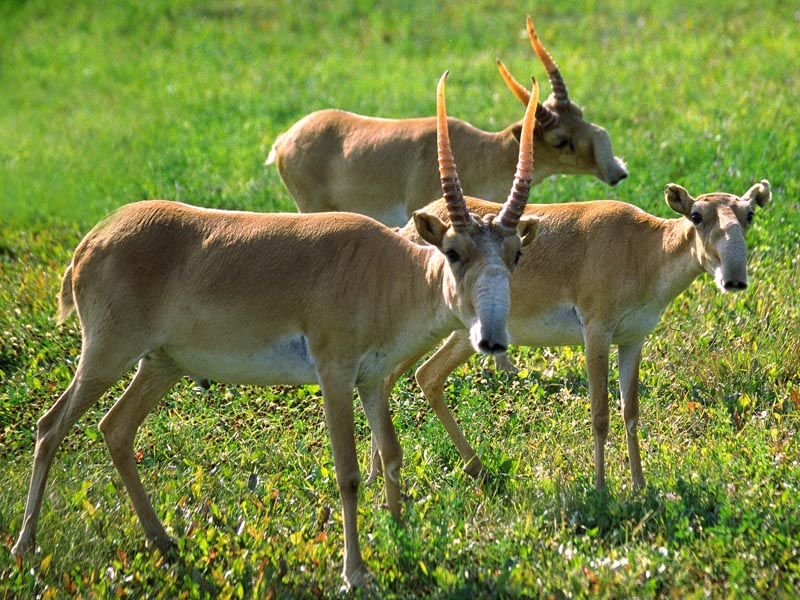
<box><xmin>514</xmin><ymin>250</ymin><xmax>523</xmax><ymax>265</ymax></box>
<box><xmin>746</xmin><ymin>211</ymin><xmax>755</xmax><ymax>224</ymax></box>
<box><xmin>444</xmin><ymin>249</ymin><xmax>461</xmax><ymax>263</ymax></box>
<box><xmin>690</xmin><ymin>212</ymin><xmax>703</xmax><ymax>225</ymax></box>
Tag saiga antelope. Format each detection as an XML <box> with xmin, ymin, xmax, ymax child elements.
<box><xmin>11</xmin><ymin>73</ymin><xmax>541</xmax><ymax>590</ymax></box>
<box><xmin>266</xmin><ymin>15</ymin><xmax>628</xmax><ymax>228</ymax></box>
<box><xmin>368</xmin><ymin>180</ymin><xmax>771</xmax><ymax>490</ymax></box>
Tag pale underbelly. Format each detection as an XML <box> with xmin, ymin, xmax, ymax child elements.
<box><xmin>164</xmin><ymin>334</ymin><xmax>320</xmax><ymax>387</ymax></box>
<box><xmin>507</xmin><ymin>304</ymin><xmax>664</xmax><ymax>348</ymax></box>
<box><xmin>508</xmin><ymin>306</ymin><xmax>585</xmax><ymax>346</ymax></box>
<box><xmin>332</xmin><ymin>182</ymin><xmax>410</xmax><ymax>227</ymax></box>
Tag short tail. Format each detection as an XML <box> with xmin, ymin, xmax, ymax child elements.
<box><xmin>264</xmin><ymin>131</ymin><xmax>285</xmax><ymax>166</ymax></box>
<box><xmin>57</xmin><ymin>263</ymin><xmax>76</xmax><ymax>323</ymax></box>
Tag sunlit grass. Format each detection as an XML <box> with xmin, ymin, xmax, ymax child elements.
<box><xmin>1</xmin><ymin>0</ymin><xmax>799</xmax><ymax>598</ymax></box>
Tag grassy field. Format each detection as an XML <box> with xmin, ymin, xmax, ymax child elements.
<box><xmin>1</xmin><ymin>0</ymin><xmax>799</xmax><ymax>597</ymax></box>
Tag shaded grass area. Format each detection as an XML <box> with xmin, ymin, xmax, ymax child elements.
<box><xmin>1</xmin><ymin>0</ymin><xmax>799</xmax><ymax>597</ymax></box>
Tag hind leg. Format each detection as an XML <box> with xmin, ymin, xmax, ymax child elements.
<box><xmin>12</xmin><ymin>342</ymin><xmax>136</xmax><ymax>555</ymax></box>
<box><xmin>98</xmin><ymin>350</ymin><xmax>182</xmax><ymax>550</ymax></box>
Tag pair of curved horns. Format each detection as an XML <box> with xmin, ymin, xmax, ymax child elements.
<box><xmin>497</xmin><ymin>15</ymin><xmax>570</xmax><ymax>129</ymax></box>
<box><xmin>437</xmin><ymin>71</ymin><xmax>540</xmax><ymax>231</ymax></box>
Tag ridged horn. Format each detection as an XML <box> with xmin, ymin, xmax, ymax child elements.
<box><xmin>436</xmin><ymin>71</ymin><xmax>471</xmax><ymax>231</ymax></box>
<box><xmin>496</xmin><ymin>77</ymin><xmax>540</xmax><ymax>230</ymax></box>
<box><xmin>526</xmin><ymin>15</ymin><xmax>570</xmax><ymax>106</ymax></box>
<box><xmin>497</xmin><ymin>58</ymin><xmax>559</xmax><ymax>130</ymax></box>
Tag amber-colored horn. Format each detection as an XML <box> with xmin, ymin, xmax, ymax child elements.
<box><xmin>497</xmin><ymin>58</ymin><xmax>559</xmax><ymax>130</ymax></box>
<box><xmin>497</xmin><ymin>77</ymin><xmax>539</xmax><ymax>230</ymax></box>
<box><xmin>436</xmin><ymin>71</ymin><xmax>471</xmax><ymax>231</ymax></box>
<box><xmin>496</xmin><ymin>58</ymin><xmax>530</xmax><ymax>105</ymax></box>
<box><xmin>527</xmin><ymin>15</ymin><xmax>570</xmax><ymax>106</ymax></box>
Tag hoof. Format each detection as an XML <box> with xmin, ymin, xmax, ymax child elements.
<box><xmin>342</xmin><ymin>564</ymin><xmax>375</xmax><ymax>592</ymax></box>
<box><xmin>150</xmin><ymin>535</ymin><xmax>179</xmax><ymax>558</ymax></box>
<box><xmin>10</xmin><ymin>537</ymin><xmax>35</xmax><ymax>557</ymax></box>
<box><xmin>463</xmin><ymin>455</ymin><xmax>486</xmax><ymax>479</ymax></box>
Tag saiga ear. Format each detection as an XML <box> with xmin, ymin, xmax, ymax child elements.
<box><xmin>413</xmin><ymin>209</ymin><xmax>449</xmax><ymax>248</ymax></box>
<box><xmin>664</xmin><ymin>183</ymin><xmax>695</xmax><ymax>216</ymax></box>
<box><xmin>517</xmin><ymin>215</ymin><xmax>539</xmax><ymax>247</ymax></box>
<box><xmin>741</xmin><ymin>179</ymin><xmax>771</xmax><ymax>208</ymax></box>
<box><xmin>509</xmin><ymin>123</ymin><xmax>523</xmax><ymax>144</ymax></box>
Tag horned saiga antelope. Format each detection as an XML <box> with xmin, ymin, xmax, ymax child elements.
<box><xmin>267</xmin><ymin>15</ymin><xmax>627</xmax><ymax>228</ymax></box>
<box><xmin>369</xmin><ymin>180</ymin><xmax>771</xmax><ymax>490</ymax></box>
<box><xmin>11</xmin><ymin>73</ymin><xmax>541</xmax><ymax>589</ymax></box>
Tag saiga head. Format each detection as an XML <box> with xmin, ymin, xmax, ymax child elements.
<box><xmin>498</xmin><ymin>15</ymin><xmax>628</xmax><ymax>186</ymax></box>
<box><xmin>414</xmin><ymin>71</ymin><xmax>539</xmax><ymax>354</ymax></box>
<box><xmin>665</xmin><ymin>180</ymin><xmax>771</xmax><ymax>291</ymax></box>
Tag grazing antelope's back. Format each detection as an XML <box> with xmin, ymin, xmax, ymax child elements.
<box><xmin>267</xmin><ymin>15</ymin><xmax>627</xmax><ymax>227</ymax></box>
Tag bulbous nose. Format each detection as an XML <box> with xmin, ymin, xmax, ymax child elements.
<box><xmin>478</xmin><ymin>339</ymin><xmax>508</xmax><ymax>355</ymax></box>
<box><xmin>723</xmin><ymin>279</ymin><xmax>748</xmax><ymax>291</ymax></box>
<box><xmin>609</xmin><ymin>171</ymin><xmax>628</xmax><ymax>186</ymax></box>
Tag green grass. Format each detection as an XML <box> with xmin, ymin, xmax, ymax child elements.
<box><xmin>1</xmin><ymin>0</ymin><xmax>799</xmax><ymax>597</ymax></box>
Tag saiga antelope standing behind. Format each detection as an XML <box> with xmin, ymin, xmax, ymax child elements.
<box><xmin>266</xmin><ymin>15</ymin><xmax>628</xmax><ymax>228</ymax></box>
<box><xmin>11</xmin><ymin>73</ymin><xmax>541</xmax><ymax>590</ymax></box>
<box><xmin>368</xmin><ymin>180</ymin><xmax>771</xmax><ymax>490</ymax></box>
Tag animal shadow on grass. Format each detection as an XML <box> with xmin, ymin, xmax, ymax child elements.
<box><xmin>555</xmin><ymin>476</ymin><xmax>723</xmax><ymax>546</ymax></box>
<box><xmin>141</xmin><ymin>540</ymin><xmax>323</xmax><ymax>599</ymax></box>
<box><xmin>136</xmin><ymin>542</ymin><xmax>219</xmax><ymax>597</ymax></box>
<box><xmin>376</xmin><ymin>517</ymin><xmax>523</xmax><ymax>600</ymax></box>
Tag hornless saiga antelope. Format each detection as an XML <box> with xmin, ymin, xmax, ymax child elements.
<box><xmin>368</xmin><ymin>180</ymin><xmax>772</xmax><ymax>491</ymax></box>
<box><xmin>267</xmin><ymin>15</ymin><xmax>628</xmax><ymax>228</ymax></box>
<box><xmin>11</xmin><ymin>73</ymin><xmax>541</xmax><ymax>590</ymax></box>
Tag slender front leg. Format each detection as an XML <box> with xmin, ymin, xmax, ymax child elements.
<box><xmin>415</xmin><ymin>330</ymin><xmax>482</xmax><ymax>477</ymax></box>
<box><xmin>583</xmin><ymin>325</ymin><xmax>613</xmax><ymax>490</ymax></box>
<box><xmin>358</xmin><ymin>381</ymin><xmax>403</xmax><ymax>521</ymax></box>
<box><xmin>618</xmin><ymin>339</ymin><xmax>646</xmax><ymax>490</ymax></box>
<box><xmin>317</xmin><ymin>366</ymin><xmax>370</xmax><ymax>590</ymax></box>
